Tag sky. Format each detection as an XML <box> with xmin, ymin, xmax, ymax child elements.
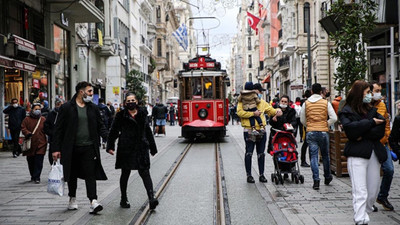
<box><xmin>187</xmin><ymin>0</ymin><xmax>242</xmax><ymax>69</ymax></box>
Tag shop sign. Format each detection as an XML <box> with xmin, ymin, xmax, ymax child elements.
<box><xmin>32</xmin><ymin>70</ymin><xmax>41</xmax><ymax>79</ymax></box>
<box><xmin>13</xmin><ymin>60</ymin><xmax>36</xmax><ymax>72</ymax></box>
<box><xmin>13</xmin><ymin>35</ymin><xmax>36</xmax><ymax>55</ymax></box>
<box><xmin>370</xmin><ymin>50</ymin><xmax>385</xmax><ymax>74</ymax></box>
<box><xmin>60</xmin><ymin>13</ymin><xmax>69</xmax><ymax>27</ymax></box>
<box><xmin>290</xmin><ymin>85</ymin><xmax>304</xmax><ymax>90</ymax></box>
<box><xmin>33</xmin><ymin>79</ymin><xmax>40</xmax><ymax>89</ymax></box>
<box><xmin>0</xmin><ymin>55</ymin><xmax>13</xmax><ymax>68</ymax></box>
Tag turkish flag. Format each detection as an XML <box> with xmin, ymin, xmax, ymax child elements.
<box><xmin>247</xmin><ymin>12</ymin><xmax>260</xmax><ymax>35</ymax></box>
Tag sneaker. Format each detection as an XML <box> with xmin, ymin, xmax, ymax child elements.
<box><xmin>313</xmin><ymin>180</ymin><xmax>320</xmax><ymax>190</ymax></box>
<box><xmin>252</xmin><ymin>129</ymin><xmax>260</xmax><ymax>135</ymax></box>
<box><xmin>149</xmin><ymin>198</ymin><xmax>159</xmax><ymax>210</ymax></box>
<box><xmin>372</xmin><ymin>205</ymin><xmax>378</xmax><ymax>212</ymax></box>
<box><xmin>120</xmin><ymin>199</ymin><xmax>130</xmax><ymax>208</ymax></box>
<box><xmin>34</xmin><ymin>179</ymin><xmax>40</xmax><ymax>184</ymax></box>
<box><xmin>155</xmin><ymin>133</ymin><xmax>159</xmax><ymax>137</ymax></box>
<box><xmin>259</xmin><ymin>128</ymin><xmax>266</xmax><ymax>134</ymax></box>
<box><xmin>300</xmin><ymin>162</ymin><xmax>310</xmax><ymax>167</ymax></box>
<box><xmin>376</xmin><ymin>198</ymin><xmax>394</xmax><ymax>211</ymax></box>
<box><xmin>247</xmin><ymin>176</ymin><xmax>255</xmax><ymax>183</ymax></box>
<box><xmin>259</xmin><ymin>175</ymin><xmax>268</xmax><ymax>183</ymax></box>
<box><xmin>89</xmin><ymin>199</ymin><xmax>103</xmax><ymax>214</ymax></box>
<box><xmin>12</xmin><ymin>154</ymin><xmax>17</xmax><ymax>158</ymax></box>
<box><xmin>324</xmin><ymin>176</ymin><xmax>333</xmax><ymax>185</ymax></box>
<box><xmin>68</xmin><ymin>197</ymin><xmax>78</xmax><ymax>210</ymax></box>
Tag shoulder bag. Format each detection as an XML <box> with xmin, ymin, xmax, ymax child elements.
<box><xmin>22</xmin><ymin>117</ymin><xmax>42</xmax><ymax>152</ymax></box>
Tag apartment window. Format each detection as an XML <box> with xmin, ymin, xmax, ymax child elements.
<box><xmin>156</xmin><ymin>6</ymin><xmax>161</xmax><ymax>23</ymax></box>
<box><xmin>248</xmin><ymin>37</ymin><xmax>252</xmax><ymax>50</ymax></box>
<box><xmin>157</xmin><ymin>38</ymin><xmax>162</xmax><ymax>57</ymax></box>
<box><xmin>248</xmin><ymin>55</ymin><xmax>252</xmax><ymax>68</ymax></box>
<box><xmin>248</xmin><ymin>73</ymin><xmax>252</xmax><ymax>82</ymax></box>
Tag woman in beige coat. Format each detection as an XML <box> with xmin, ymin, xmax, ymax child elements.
<box><xmin>21</xmin><ymin>103</ymin><xmax>47</xmax><ymax>183</ymax></box>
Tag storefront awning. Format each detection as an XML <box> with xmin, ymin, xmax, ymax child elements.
<box><xmin>262</xmin><ymin>74</ymin><xmax>271</xmax><ymax>83</ymax></box>
<box><xmin>13</xmin><ymin>60</ymin><xmax>36</xmax><ymax>72</ymax></box>
<box><xmin>13</xmin><ymin>35</ymin><xmax>36</xmax><ymax>56</ymax></box>
<box><xmin>49</xmin><ymin>0</ymin><xmax>104</xmax><ymax>23</ymax></box>
<box><xmin>36</xmin><ymin>45</ymin><xmax>60</xmax><ymax>64</ymax></box>
<box><xmin>0</xmin><ymin>55</ymin><xmax>14</xmax><ymax>68</ymax></box>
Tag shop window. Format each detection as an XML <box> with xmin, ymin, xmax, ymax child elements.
<box><xmin>28</xmin><ymin>70</ymin><xmax>48</xmax><ymax>104</ymax></box>
<box><xmin>54</xmin><ymin>24</ymin><xmax>70</xmax><ymax>101</ymax></box>
<box><xmin>4</xmin><ymin>69</ymin><xmax>23</xmax><ymax>105</ymax></box>
<box><xmin>157</xmin><ymin>38</ymin><xmax>162</xmax><ymax>57</ymax></box>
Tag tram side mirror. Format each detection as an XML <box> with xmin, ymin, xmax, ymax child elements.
<box><xmin>225</xmin><ymin>77</ymin><xmax>231</xmax><ymax>87</ymax></box>
<box><xmin>173</xmin><ymin>79</ymin><xmax>178</xmax><ymax>88</ymax></box>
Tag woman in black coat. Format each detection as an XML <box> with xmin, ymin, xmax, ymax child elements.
<box><xmin>107</xmin><ymin>93</ymin><xmax>158</xmax><ymax>209</ymax></box>
<box><xmin>338</xmin><ymin>80</ymin><xmax>386</xmax><ymax>225</ymax></box>
<box><xmin>267</xmin><ymin>95</ymin><xmax>297</xmax><ymax>153</ymax></box>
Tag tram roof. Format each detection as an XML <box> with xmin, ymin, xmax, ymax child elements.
<box><xmin>178</xmin><ymin>70</ymin><xmax>227</xmax><ymax>77</ymax></box>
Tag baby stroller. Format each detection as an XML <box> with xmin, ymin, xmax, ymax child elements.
<box><xmin>270</xmin><ymin>128</ymin><xmax>304</xmax><ymax>185</ymax></box>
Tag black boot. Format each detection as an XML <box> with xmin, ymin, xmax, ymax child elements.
<box><xmin>148</xmin><ymin>190</ymin><xmax>159</xmax><ymax>210</ymax></box>
<box><xmin>120</xmin><ymin>196</ymin><xmax>130</xmax><ymax>208</ymax></box>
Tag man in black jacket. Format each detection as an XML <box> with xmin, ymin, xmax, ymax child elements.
<box><xmin>3</xmin><ymin>98</ymin><xmax>26</xmax><ymax>157</ymax></box>
<box><xmin>44</xmin><ymin>98</ymin><xmax>64</xmax><ymax>164</ymax></box>
<box><xmin>52</xmin><ymin>81</ymin><xmax>108</xmax><ymax>214</ymax></box>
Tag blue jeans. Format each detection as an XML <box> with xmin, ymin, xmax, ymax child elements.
<box><xmin>378</xmin><ymin>145</ymin><xmax>394</xmax><ymax>199</ymax></box>
<box><xmin>244</xmin><ymin>132</ymin><xmax>266</xmax><ymax>177</ymax></box>
<box><xmin>306</xmin><ymin>132</ymin><xmax>331</xmax><ymax>181</ymax></box>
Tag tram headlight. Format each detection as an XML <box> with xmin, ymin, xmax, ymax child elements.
<box><xmin>198</xmin><ymin>108</ymin><xmax>208</xmax><ymax>119</ymax></box>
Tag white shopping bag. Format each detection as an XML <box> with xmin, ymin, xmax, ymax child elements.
<box><xmin>47</xmin><ymin>159</ymin><xmax>65</xmax><ymax>196</ymax></box>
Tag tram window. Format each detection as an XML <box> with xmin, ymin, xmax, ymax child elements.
<box><xmin>204</xmin><ymin>77</ymin><xmax>213</xmax><ymax>98</ymax></box>
<box><xmin>192</xmin><ymin>77</ymin><xmax>202</xmax><ymax>97</ymax></box>
<box><xmin>184</xmin><ymin>77</ymin><xmax>191</xmax><ymax>100</ymax></box>
<box><xmin>215</xmin><ymin>77</ymin><xmax>221</xmax><ymax>99</ymax></box>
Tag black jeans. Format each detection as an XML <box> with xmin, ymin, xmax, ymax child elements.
<box><xmin>27</xmin><ymin>154</ymin><xmax>45</xmax><ymax>181</ymax></box>
<box><xmin>247</xmin><ymin>107</ymin><xmax>263</xmax><ymax>128</ymax></box>
<box><xmin>301</xmin><ymin>135</ymin><xmax>308</xmax><ymax>163</ymax></box>
<box><xmin>68</xmin><ymin>145</ymin><xmax>97</xmax><ymax>201</ymax></box>
<box><xmin>10</xmin><ymin>128</ymin><xmax>21</xmax><ymax>155</ymax></box>
<box><xmin>120</xmin><ymin>169</ymin><xmax>154</xmax><ymax>199</ymax></box>
<box><xmin>293</xmin><ymin>118</ymin><xmax>303</xmax><ymax>141</ymax></box>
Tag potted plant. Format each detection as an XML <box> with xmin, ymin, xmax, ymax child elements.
<box><xmin>326</xmin><ymin>0</ymin><xmax>378</xmax><ymax>176</ymax></box>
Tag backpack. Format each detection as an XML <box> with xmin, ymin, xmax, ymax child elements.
<box><xmin>294</xmin><ymin>104</ymin><xmax>301</xmax><ymax>118</ymax></box>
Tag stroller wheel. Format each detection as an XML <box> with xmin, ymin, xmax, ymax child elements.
<box><xmin>294</xmin><ymin>175</ymin><xmax>299</xmax><ymax>184</ymax></box>
<box><xmin>291</xmin><ymin>173</ymin><xmax>294</xmax><ymax>182</ymax></box>
<box><xmin>274</xmin><ymin>175</ymin><xmax>279</xmax><ymax>185</ymax></box>
<box><xmin>299</xmin><ymin>175</ymin><xmax>305</xmax><ymax>184</ymax></box>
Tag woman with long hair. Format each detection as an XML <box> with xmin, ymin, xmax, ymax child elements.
<box><xmin>21</xmin><ymin>103</ymin><xmax>47</xmax><ymax>183</ymax></box>
<box><xmin>339</xmin><ymin>80</ymin><xmax>387</xmax><ymax>225</ymax></box>
<box><xmin>106</xmin><ymin>93</ymin><xmax>159</xmax><ymax>209</ymax></box>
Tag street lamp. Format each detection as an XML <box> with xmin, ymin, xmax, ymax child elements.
<box><xmin>304</xmin><ymin>3</ymin><xmax>312</xmax><ymax>88</ymax></box>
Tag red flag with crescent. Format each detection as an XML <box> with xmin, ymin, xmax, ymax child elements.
<box><xmin>247</xmin><ymin>12</ymin><xmax>260</xmax><ymax>35</ymax></box>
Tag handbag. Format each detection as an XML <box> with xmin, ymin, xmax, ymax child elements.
<box><xmin>47</xmin><ymin>159</ymin><xmax>65</xmax><ymax>196</ymax></box>
<box><xmin>21</xmin><ymin>117</ymin><xmax>41</xmax><ymax>152</ymax></box>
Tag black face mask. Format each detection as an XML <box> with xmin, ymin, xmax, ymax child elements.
<box><xmin>126</xmin><ymin>102</ymin><xmax>137</xmax><ymax>110</ymax></box>
<box><xmin>325</xmin><ymin>92</ymin><xmax>331</xmax><ymax>98</ymax></box>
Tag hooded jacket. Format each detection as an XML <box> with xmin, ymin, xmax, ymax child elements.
<box><xmin>238</xmin><ymin>90</ymin><xmax>260</xmax><ymax>110</ymax></box>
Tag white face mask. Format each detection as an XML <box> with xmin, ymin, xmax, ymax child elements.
<box><xmin>13</xmin><ymin>103</ymin><xmax>18</xmax><ymax>108</ymax></box>
<box><xmin>280</xmin><ymin>104</ymin><xmax>288</xmax><ymax>108</ymax></box>
<box><xmin>372</xmin><ymin>92</ymin><xmax>381</xmax><ymax>101</ymax></box>
<box><xmin>83</xmin><ymin>95</ymin><xmax>93</xmax><ymax>103</ymax></box>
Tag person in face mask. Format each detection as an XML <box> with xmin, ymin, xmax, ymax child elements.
<box><xmin>267</xmin><ymin>96</ymin><xmax>297</xmax><ymax>157</ymax></box>
<box><xmin>44</xmin><ymin>98</ymin><xmax>64</xmax><ymax>164</ymax></box>
<box><xmin>3</xmin><ymin>98</ymin><xmax>26</xmax><ymax>157</ymax></box>
<box><xmin>338</xmin><ymin>80</ymin><xmax>386</xmax><ymax>224</ymax></box>
<box><xmin>21</xmin><ymin>103</ymin><xmax>47</xmax><ymax>183</ymax></box>
<box><xmin>52</xmin><ymin>81</ymin><xmax>108</xmax><ymax>214</ymax></box>
<box><xmin>106</xmin><ymin>93</ymin><xmax>159</xmax><ymax>210</ymax></box>
<box><xmin>370</xmin><ymin>81</ymin><xmax>394</xmax><ymax>211</ymax></box>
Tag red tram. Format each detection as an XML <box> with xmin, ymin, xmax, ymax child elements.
<box><xmin>177</xmin><ymin>56</ymin><xmax>230</xmax><ymax>139</ymax></box>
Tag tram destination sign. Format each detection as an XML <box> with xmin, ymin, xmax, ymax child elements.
<box><xmin>189</xmin><ymin>57</ymin><xmax>215</xmax><ymax>69</ymax></box>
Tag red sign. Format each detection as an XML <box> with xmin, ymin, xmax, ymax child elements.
<box><xmin>188</xmin><ymin>57</ymin><xmax>215</xmax><ymax>69</ymax></box>
<box><xmin>0</xmin><ymin>55</ymin><xmax>13</xmax><ymax>68</ymax></box>
<box><xmin>24</xmin><ymin>8</ymin><xmax>29</xmax><ymax>29</ymax></box>
<box><xmin>33</xmin><ymin>79</ymin><xmax>40</xmax><ymax>89</ymax></box>
<box><xmin>13</xmin><ymin>60</ymin><xmax>36</xmax><ymax>72</ymax></box>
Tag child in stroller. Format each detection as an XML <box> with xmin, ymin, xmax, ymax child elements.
<box><xmin>270</xmin><ymin>127</ymin><xmax>304</xmax><ymax>185</ymax></box>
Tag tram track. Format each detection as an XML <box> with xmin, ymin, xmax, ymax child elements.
<box><xmin>131</xmin><ymin>142</ymin><xmax>230</xmax><ymax>225</ymax></box>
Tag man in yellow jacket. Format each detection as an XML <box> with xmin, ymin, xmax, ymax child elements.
<box><xmin>371</xmin><ymin>81</ymin><xmax>394</xmax><ymax>211</ymax></box>
<box><xmin>237</xmin><ymin>83</ymin><xmax>282</xmax><ymax>183</ymax></box>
